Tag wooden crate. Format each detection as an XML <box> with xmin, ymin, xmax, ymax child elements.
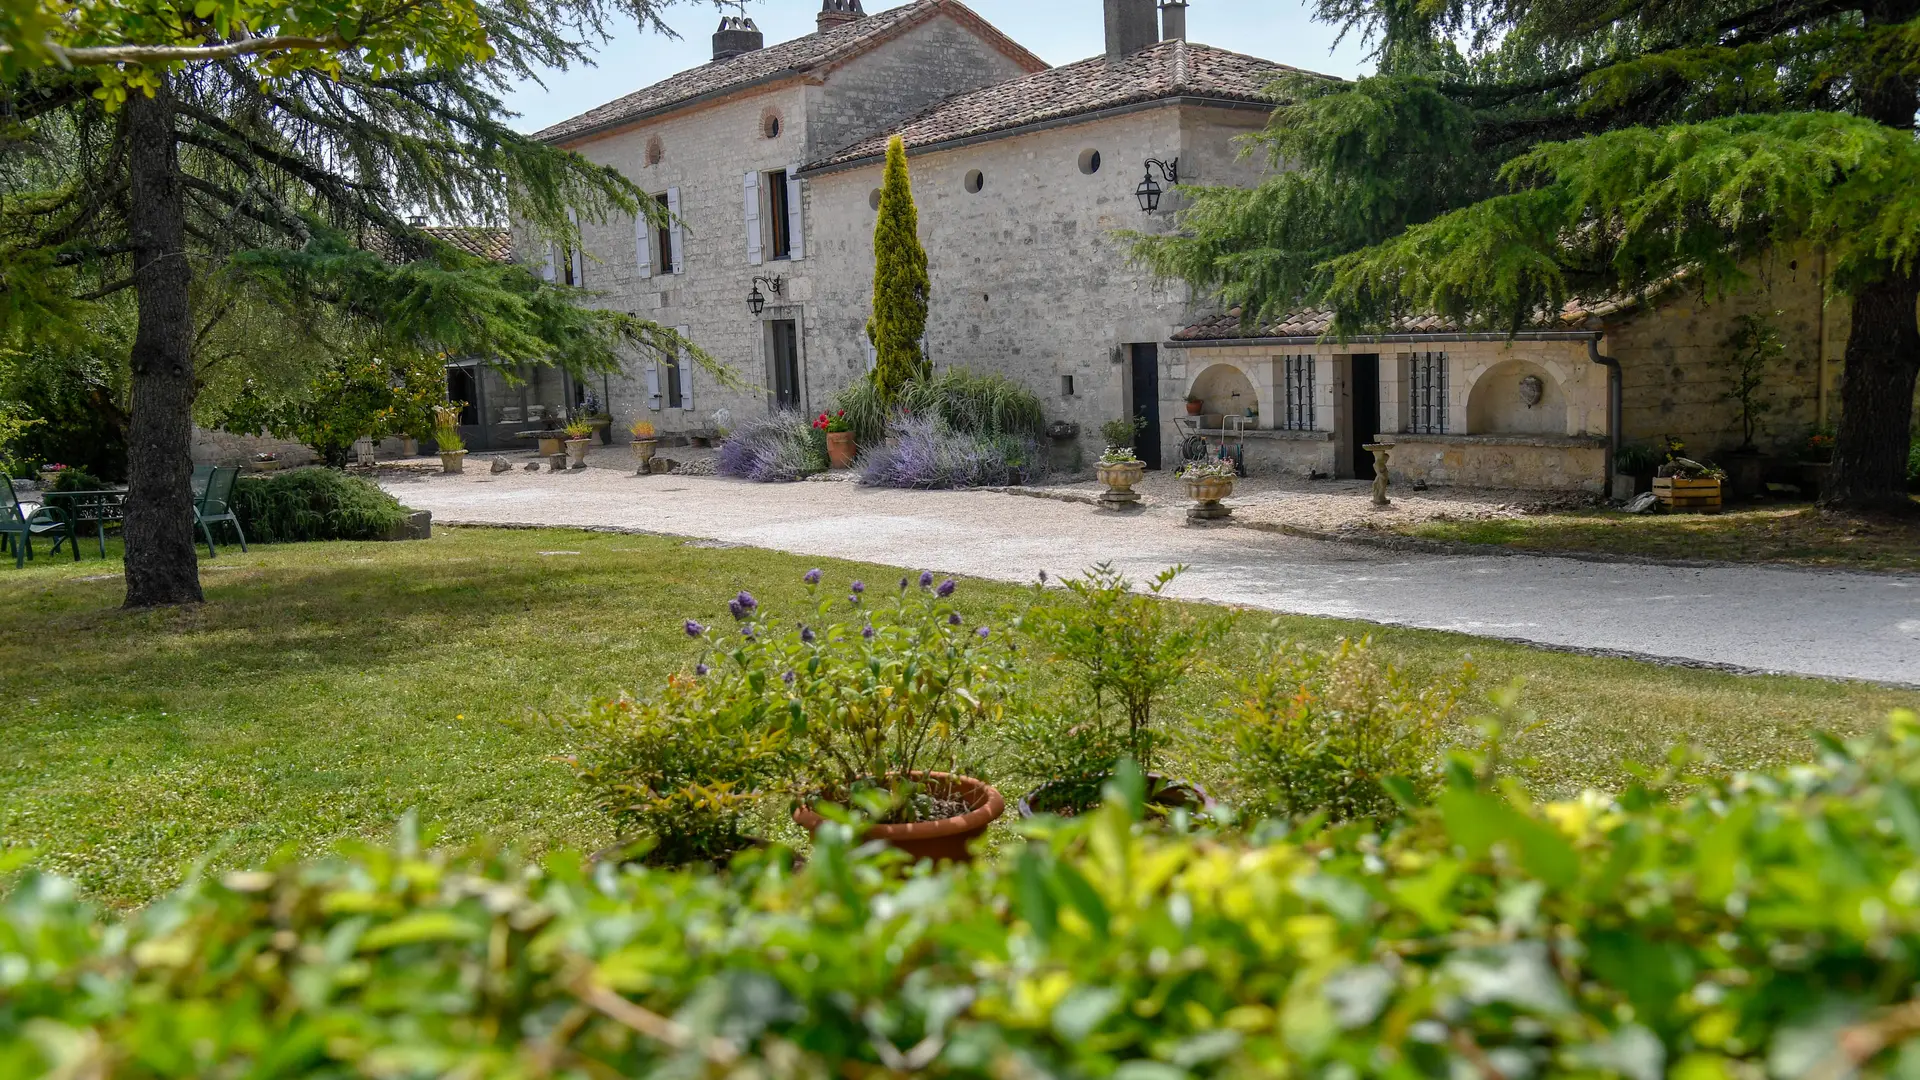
<box><xmin>1653</xmin><ymin>477</ymin><xmax>1723</xmax><ymax>513</ymax></box>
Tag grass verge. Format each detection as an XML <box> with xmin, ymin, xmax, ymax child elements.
<box><xmin>1400</xmin><ymin>502</ymin><xmax>1920</xmax><ymax>572</ymax></box>
<box><xmin>2</xmin><ymin>526</ymin><xmax>1912</xmax><ymax>905</ymax></box>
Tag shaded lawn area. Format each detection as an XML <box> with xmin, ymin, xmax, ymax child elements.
<box><xmin>2</xmin><ymin>526</ymin><xmax>1913</xmax><ymax>906</ymax></box>
<box><xmin>1400</xmin><ymin>502</ymin><xmax>1920</xmax><ymax>572</ymax></box>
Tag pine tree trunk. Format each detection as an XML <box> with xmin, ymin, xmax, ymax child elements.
<box><xmin>121</xmin><ymin>81</ymin><xmax>204</xmax><ymax>607</ymax></box>
<box><xmin>1822</xmin><ymin>273</ymin><xmax>1920</xmax><ymax>513</ymax></box>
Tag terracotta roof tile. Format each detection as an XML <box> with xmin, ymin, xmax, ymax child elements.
<box><xmin>535</xmin><ymin>1</ymin><xmax>1044</xmax><ymax>144</ymax></box>
<box><xmin>807</xmin><ymin>40</ymin><xmax>1318</xmax><ymax>170</ymax></box>
<box><xmin>361</xmin><ymin>225</ymin><xmax>514</xmax><ymax>265</ymax></box>
<box><xmin>1170</xmin><ymin>295</ymin><xmax>1647</xmax><ymax>342</ymax></box>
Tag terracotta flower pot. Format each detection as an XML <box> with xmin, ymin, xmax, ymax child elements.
<box><xmin>1185</xmin><ymin>400</ymin><xmax>1204</xmax><ymax>415</ymax></box>
<box><xmin>826</xmin><ymin>430</ymin><xmax>858</xmax><ymax>470</ymax></box>
<box><xmin>440</xmin><ymin>450</ymin><xmax>467</xmax><ymax>475</ymax></box>
<box><xmin>792</xmin><ymin>771</ymin><xmax>1005</xmax><ymax>863</ymax></box>
<box><xmin>565</xmin><ymin>438</ymin><xmax>592</xmax><ymax>467</ymax></box>
<box><xmin>1017</xmin><ymin>772</ymin><xmax>1217</xmax><ymax>820</ymax></box>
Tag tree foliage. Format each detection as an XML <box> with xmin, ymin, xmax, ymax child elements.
<box><xmin>868</xmin><ymin>135</ymin><xmax>930</xmax><ymax>403</ymax></box>
<box><xmin>1135</xmin><ymin>0</ymin><xmax>1920</xmax><ymax>511</ymax></box>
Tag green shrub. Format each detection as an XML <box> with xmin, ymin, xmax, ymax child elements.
<box><xmin>12</xmin><ymin>713</ymin><xmax>1920</xmax><ymax>1078</ymax></box>
<box><xmin>1220</xmin><ymin>636</ymin><xmax>1471</xmax><ymax>822</ymax></box>
<box><xmin>830</xmin><ymin>375</ymin><xmax>889</xmax><ymax>447</ymax></box>
<box><xmin>46</xmin><ymin>466</ymin><xmax>107</xmax><ymax>492</ymax></box>
<box><xmin>898</xmin><ymin>367</ymin><xmax>1045</xmax><ymax>440</ymax></box>
<box><xmin>230</xmin><ymin>467</ymin><xmax>411</xmax><ymax>542</ymax></box>
<box><xmin>559</xmin><ymin>678</ymin><xmax>797</xmax><ymax>868</ymax></box>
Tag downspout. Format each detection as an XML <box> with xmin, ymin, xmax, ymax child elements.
<box><xmin>1588</xmin><ymin>334</ymin><xmax>1622</xmax><ymax>496</ymax></box>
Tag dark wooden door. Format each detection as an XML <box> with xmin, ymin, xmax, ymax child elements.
<box><xmin>771</xmin><ymin>320</ymin><xmax>801</xmax><ymax>410</ymax></box>
<box><xmin>1129</xmin><ymin>343</ymin><xmax>1162</xmax><ymax>469</ymax></box>
<box><xmin>1351</xmin><ymin>353</ymin><xmax>1380</xmax><ymax>480</ymax></box>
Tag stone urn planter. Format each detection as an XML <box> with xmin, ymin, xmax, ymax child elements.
<box><xmin>1185</xmin><ymin>474</ymin><xmax>1235</xmax><ymax>522</ymax></box>
<box><xmin>439</xmin><ymin>449</ymin><xmax>468</xmax><ymax>475</ymax></box>
<box><xmin>827</xmin><ymin>431</ymin><xmax>858</xmax><ymax>470</ymax></box>
<box><xmin>792</xmin><ymin>772</ymin><xmax>1005</xmax><ymax>863</ymax></box>
<box><xmin>1096</xmin><ymin>459</ymin><xmax>1146</xmax><ymax>509</ymax></box>
<box><xmin>1017</xmin><ymin>772</ymin><xmax>1217</xmax><ymax>820</ymax></box>
<box><xmin>631</xmin><ymin>439</ymin><xmax>658</xmax><ymax>474</ymax></box>
<box><xmin>565</xmin><ymin>438</ymin><xmax>592</xmax><ymax>468</ymax></box>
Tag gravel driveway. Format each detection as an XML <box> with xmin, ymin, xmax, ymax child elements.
<box><xmin>382</xmin><ymin>466</ymin><xmax>1920</xmax><ymax>687</ymax></box>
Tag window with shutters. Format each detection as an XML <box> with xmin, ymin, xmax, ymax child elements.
<box><xmin>1408</xmin><ymin>351</ymin><xmax>1450</xmax><ymax>434</ymax></box>
<box><xmin>766</xmin><ymin>169</ymin><xmax>792</xmax><ymax>260</ymax></box>
<box><xmin>1282</xmin><ymin>355</ymin><xmax>1315</xmax><ymax>430</ymax></box>
<box><xmin>664</xmin><ymin>356</ymin><xmax>684</xmax><ymax>409</ymax></box>
<box><xmin>654</xmin><ymin>193</ymin><xmax>674</xmax><ymax>275</ymax></box>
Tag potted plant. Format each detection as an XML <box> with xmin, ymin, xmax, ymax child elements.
<box><xmin>564</xmin><ymin>419</ymin><xmax>594</xmax><ymax>468</ymax></box>
<box><xmin>1010</xmin><ymin>566</ymin><xmax>1225</xmax><ymax>820</ymax></box>
<box><xmin>1722</xmin><ymin>314</ymin><xmax>1780</xmax><ymax>498</ymax></box>
<box><xmin>1653</xmin><ymin>440</ymin><xmax>1725</xmax><ymax>513</ymax></box>
<box><xmin>816</xmin><ymin>410</ymin><xmax>857</xmax><ymax>469</ymax></box>
<box><xmin>434</xmin><ymin>422</ymin><xmax>467</xmax><ymax>474</ymax></box>
<box><xmin>1185</xmin><ymin>393</ymin><xmax>1204</xmax><ymax>416</ymax></box>
<box><xmin>1095</xmin><ymin>446</ymin><xmax>1146</xmax><ymax>506</ymax></box>
<box><xmin>1179</xmin><ymin>457</ymin><xmax>1236</xmax><ymax>520</ymax></box>
<box><xmin>695</xmin><ymin>570</ymin><xmax>1015</xmax><ymax>862</ymax></box>
<box><xmin>1799</xmin><ymin>425</ymin><xmax>1836</xmax><ymax>498</ymax></box>
<box><xmin>630</xmin><ymin>420</ymin><xmax>658</xmax><ymax>472</ymax></box>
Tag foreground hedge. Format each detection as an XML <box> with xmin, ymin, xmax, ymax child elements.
<box><xmin>8</xmin><ymin>714</ymin><xmax>1920</xmax><ymax>1078</ymax></box>
<box><xmin>231</xmin><ymin>467</ymin><xmax>411</xmax><ymax>543</ymax></box>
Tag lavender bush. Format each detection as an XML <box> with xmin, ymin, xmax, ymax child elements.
<box><xmin>859</xmin><ymin>415</ymin><xmax>1048</xmax><ymax>489</ymax></box>
<box><xmin>716</xmin><ymin>410</ymin><xmax>827</xmax><ymax>482</ymax></box>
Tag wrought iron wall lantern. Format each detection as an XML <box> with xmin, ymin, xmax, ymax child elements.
<box><xmin>746</xmin><ymin>274</ymin><xmax>785</xmax><ymax>315</ymax></box>
<box><xmin>1136</xmin><ymin>157</ymin><xmax>1179</xmax><ymax>213</ymax></box>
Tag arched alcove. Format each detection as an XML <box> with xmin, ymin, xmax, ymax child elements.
<box><xmin>1466</xmin><ymin>359</ymin><xmax>1567</xmax><ymax>435</ymax></box>
<box><xmin>1187</xmin><ymin>362</ymin><xmax>1260</xmax><ymax>424</ymax></box>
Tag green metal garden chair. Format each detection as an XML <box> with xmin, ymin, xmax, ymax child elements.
<box><xmin>3</xmin><ymin>480</ymin><xmax>75</xmax><ymax>568</ymax></box>
<box><xmin>194</xmin><ymin>466</ymin><xmax>247</xmax><ymax>557</ymax></box>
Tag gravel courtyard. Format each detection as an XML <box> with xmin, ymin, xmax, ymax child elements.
<box><xmin>382</xmin><ymin>462</ymin><xmax>1920</xmax><ymax>687</ymax></box>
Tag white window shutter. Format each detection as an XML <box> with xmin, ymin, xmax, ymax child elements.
<box><xmin>864</xmin><ymin>339</ymin><xmax>877</xmax><ymax>373</ymax></box>
<box><xmin>666</xmin><ymin>187</ymin><xmax>684</xmax><ymax>275</ymax></box>
<box><xmin>786</xmin><ymin>164</ymin><xmax>805</xmax><ymax>261</ymax></box>
<box><xmin>678</xmin><ymin>325</ymin><xmax>694</xmax><ymax>411</ymax></box>
<box><xmin>645</xmin><ymin>361</ymin><xmax>662</xmax><ymax>410</ymax></box>
<box><xmin>743</xmin><ymin>172</ymin><xmax>763</xmax><ymax>266</ymax></box>
<box><xmin>540</xmin><ymin>243</ymin><xmax>556</xmax><ymax>282</ymax></box>
<box><xmin>634</xmin><ymin>212</ymin><xmax>651</xmax><ymax>279</ymax></box>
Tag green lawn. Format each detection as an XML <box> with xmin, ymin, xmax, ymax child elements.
<box><xmin>3</xmin><ymin>527</ymin><xmax>1913</xmax><ymax>906</ymax></box>
<box><xmin>1401</xmin><ymin>503</ymin><xmax>1920</xmax><ymax>572</ymax></box>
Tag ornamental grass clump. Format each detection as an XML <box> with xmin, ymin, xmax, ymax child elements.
<box><xmin>858</xmin><ymin>415</ymin><xmax>1046</xmax><ymax>489</ymax></box>
<box><xmin>716</xmin><ymin>410</ymin><xmax>826</xmax><ymax>482</ymax></box>
<box><xmin>897</xmin><ymin>368</ymin><xmax>1045</xmax><ymax>441</ymax></box>
<box><xmin>1218</xmin><ymin>636</ymin><xmax>1472</xmax><ymax>822</ymax></box>
<box><xmin>679</xmin><ymin>568</ymin><xmax>1020</xmax><ymax>825</ymax></box>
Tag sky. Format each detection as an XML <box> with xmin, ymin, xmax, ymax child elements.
<box><xmin>500</xmin><ymin>0</ymin><xmax>1375</xmax><ymax>134</ymax></box>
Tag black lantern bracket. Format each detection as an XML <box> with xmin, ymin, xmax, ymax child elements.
<box><xmin>746</xmin><ymin>274</ymin><xmax>786</xmax><ymax>316</ymax></box>
<box><xmin>1136</xmin><ymin>157</ymin><xmax>1180</xmax><ymax>214</ymax></box>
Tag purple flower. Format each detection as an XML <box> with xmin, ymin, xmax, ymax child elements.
<box><xmin>801</xmin><ymin>625</ymin><xmax>817</xmax><ymax>644</ymax></box>
<box><xmin>742</xmin><ymin>626</ymin><xmax>755</xmax><ymax>640</ymax></box>
<box><xmin>804</xmin><ymin>568</ymin><xmax>823</xmax><ymax>585</ymax></box>
<box><xmin>949</xmin><ymin>612</ymin><xmax>962</xmax><ymax>626</ymax></box>
<box><xmin>862</xmin><ymin>625</ymin><xmax>876</xmax><ymax>640</ymax></box>
<box><xmin>976</xmin><ymin>626</ymin><xmax>991</xmax><ymax>639</ymax></box>
<box><xmin>937</xmin><ymin>579</ymin><xmax>956</xmax><ymax>598</ymax></box>
<box><xmin>783</xmin><ymin>670</ymin><xmax>796</xmax><ymax>685</ymax></box>
<box><xmin>684</xmin><ymin>620</ymin><xmax>706</xmax><ymax>638</ymax></box>
<box><xmin>695</xmin><ymin>663</ymin><xmax>710</xmax><ymax>677</ymax></box>
<box><xmin>920</xmin><ymin>570</ymin><xmax>934</xmax><ymax>588</ymax></box>
<box><xmin>1038</xmin><ymin>569</ymin><xmax>1048</xmax><ymax>584</ymax></box>
<box><xmin>851</xmin><ymin>580</ymin><xmax>865</xmax><ymax>595</ymax></box>
<box><xmin>899</xmin><ymin>576</ymin><xmax>910</xmax><ymax>592</ymax></box>
<box><xmin>729</xmin><ymin>591</ymin><xmax>758</xmax><ymax>621</ymax></box>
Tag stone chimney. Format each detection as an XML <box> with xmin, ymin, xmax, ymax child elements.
<box><xmin>712</xmin><ymin>15</ymin><xmax>764</xmax><ymax>62</ymax></box>
<box><xmin>817</xmin><ymin>0</ymin><xmax>865</xmax><ymax>33</ymax></box>
<box><xmin>1160</xmin><ymin>0</ymin><xmax>1188</xmax><ymax>41</ymax></box>
<box><xmin>1104</xmin><ymin>0</ymin><xmax>1158</xmax><ymax>61</ymax></box>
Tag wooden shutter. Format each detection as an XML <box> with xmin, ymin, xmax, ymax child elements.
<box><xmin>743</xmin><ymin>172</ymin><xmax>763</xmax><ymax>266</ymax></box>
<box><xmin>785</xmin><ymin>164</ymin><xmax>804</xmax><ymax>261</ymax></box>
<box><xmin>677</xmin><ymin>325</ymin><xmax>694</xmax><ymax>411</ymax></box>
<box><xmin>566</xmin><ymin>208</ymin><xmax>584</xmax><ymax>286</ymax></box>
<box><xmin>644</xmin><ymin>360</ymin><xmax>662</xmax><ymax>411</ymax></box>
<box><xmin>666</xmin><ymin>187</ymin><xmax>684</xmax><ymax>275</ymax></box>
<box><xmin>540</xmin><ymin>243</ymin><xmax>556</xmax><ymax>282</ymax></box>
<box><xmin>634</xmin><ymin>211</ymin><xmax>651</xmax><ymax>279</ymax></box>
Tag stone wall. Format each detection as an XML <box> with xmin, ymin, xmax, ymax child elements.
<box><xmin>804</xmin><ymin>103</ymin><xmax>1273</xmax><ymax>465</ymax></box>
<box><xmin>540</xmin><ymin>11</ymin><xmax>1036</xmax><ymax>446</ymax></box>
<box><xmin>190</xmin><ymin>426</ymin><xmax>316</xmax><ymax>468</ymax></box>
<box><xmin>1381</xmin><ymin>435</ymin><xmax>1608</xmax><ymax>494</ymax></box>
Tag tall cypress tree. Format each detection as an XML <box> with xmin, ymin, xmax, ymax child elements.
<box><xmin>0</xmin><ymin>0</ymin><xmax>728</xmax><ymax>607</ymax></box>
<box><xmin>1135</xmin><ymin>0</ymin><xmax>1920</xmax><ymax>513</ymax></box>
<box><xmin>867</xmin><ymin>135</ymin><xmax>929</xmax><ymax>403</ymax></box>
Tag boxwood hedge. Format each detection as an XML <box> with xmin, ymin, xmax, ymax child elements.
<box><xmin>6</xmin><ymin>713</ymin><xmax>1920</xmax><ymax>1078</ymax></box>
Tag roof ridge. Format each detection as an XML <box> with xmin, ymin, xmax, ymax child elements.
<box><xmin>1171</xmin><ymin>37</ymin><xmax>1189</xmax><ymax>91</ymax></box>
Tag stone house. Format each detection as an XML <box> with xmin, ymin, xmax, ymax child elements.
<box><xmin>522</xmin><ymin>0</ymin><xmax>1868</xmax><ymax>494</ymax></box>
